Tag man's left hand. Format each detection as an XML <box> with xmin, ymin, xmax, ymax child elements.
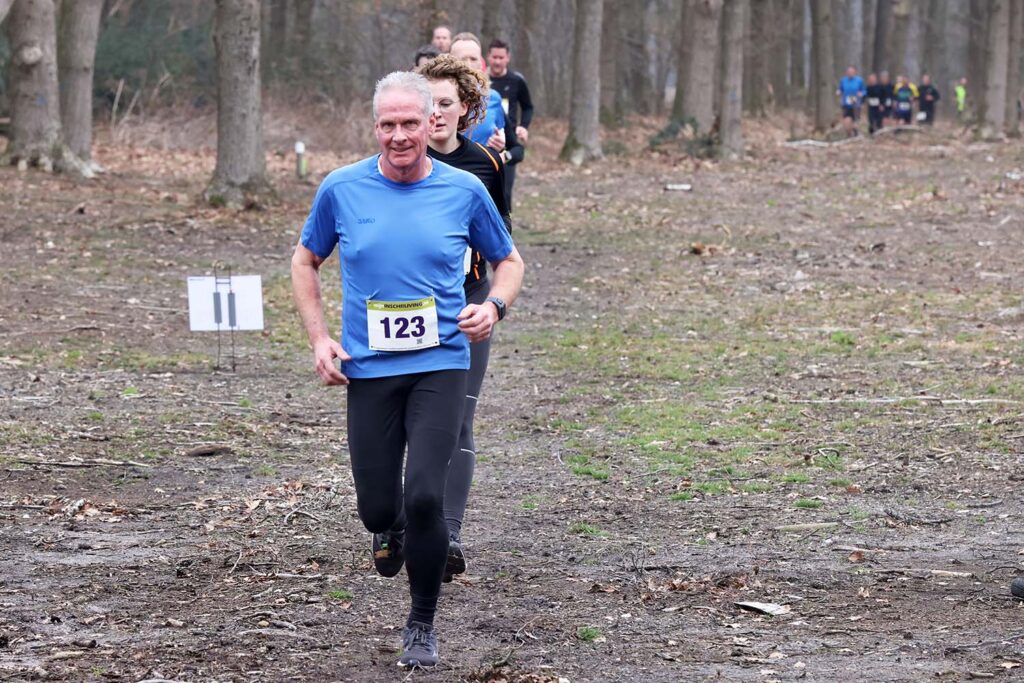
<box><xmin>457</xmin><ymin>302</ymin><xmax>498</xmax><ymax>342</ymax></box>
<box><xmin>516</xmin><ymin>125</ymin><xmax>529</xmax><ymax>144</ymax></box>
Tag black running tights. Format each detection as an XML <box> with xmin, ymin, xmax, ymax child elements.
<box><xmin>347</xmin><ymin>369</ymin><xmax>467</xmax><ymax>626</ymax></box>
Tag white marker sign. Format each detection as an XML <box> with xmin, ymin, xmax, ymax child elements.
<box><xmin>187</xmin><ymin>275</ymin><xmax>264</xmax><ymax>331</ymax></box>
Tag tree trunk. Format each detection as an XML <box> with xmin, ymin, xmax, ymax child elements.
<box><xmin>719</xmin><ymin>0</ymin><xmax>745</xmax><ymax>157</ymax></box>
<box><xmin>968</xmin><ymin>0</ymin><xmax>990</xmax><ymax>120</ymax></box>
<box><xmin>981</xmin><ymin>0</ymin><xmax>1009</xmax><ymax>135</ymax></box>
<box><xmin>872</xmin><ymin>0</ymin><xmax>890</xmax><ymax>71</ymax></box>
<box><xmin>5</xmin><ymin>0</ymin><xmax>78</xmax><ymax>173</ymax></box>
<box><xmin>743</xmin><ymin>0</ymin><xmax>766</xmax><ymax>115</ymax></box>
<box><xmin>810</xmin><ymin>0</ymin><xmax>835</xmax><ymax>131</ymax></box>
<box><xmin>57</xmin><ymin>0</ymin><xmax>103</xmax><ymax>166</ymax></box>
<box><xmin>560</xmin><ymin>0</ymin><xmax>603</xmax><ymax>164</ymax></box>
<box><xmin>921</xmin><ymin>0</ymin><xmax>946</xmax><ymax>75</ymax></box>
<box><xmin>671</xmin><ymin>0</ymin><xmax>692</xmax><ymax>121</ymax></box>
<box><xmin>769</xmin><ymin>0</ymin><xmax>790</xmax><ymax>108</ymax></box>
<box><xmin>599</xmin><ymin>0</ymin><xmax>621</xmax><ymax>119</ymax></box>
<box><xmin>887</xmin><ymin>0</ymin><xmax>912</xmax><ymax>74</ymax></box>
<box><xmin>0</xmin><ymin>0</ymin><xmax>13</xmax><ymax>24</ymax></box>
<box><xmin>206</xmin><ymin>0</ymin><xmax>271</xmax><ymax>207</ymax></box>
<box><xmin>790</xmin><ymin>0</ymin><xmax>806</xmax><ymax>92</ymax></box>
<box><xmin>681</xmin><ymin>0</ymin><xmax>723</xmax><ymax>134</ymax></box>
<box><xmin>291</xmin><ymin>0</ymin><xmax>312</xmax><ymax>73</ymax></box>
<box><xmin>862</xmin><ymin>0</ymin><xmax>875</xmax><ymax>69</ymax></box>
<box><xmin>1004</xmin><ymin>0</ymin><xmax>1022</xmax><ymax>135</ymax></box>
<box><xmin>515</xmin><ymin>0</ymin><xmax>545</xmax><ymax>115</ymax></box>
<box><xmin>267</xmin><ymin>0</ymin><xmax>287</xmax><ymax>78</ymax></box>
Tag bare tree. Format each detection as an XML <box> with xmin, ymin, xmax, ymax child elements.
<box><xmin>0</xmin><ymin>0</ymin><xmax>12</xmax><ymax>24</ymax></box>
<box><xmin>981</xmin><ymin>0</ymin><xmax>1010</xmax><ymax>136</ymax></box>
<box><xmin>886</xmin><ymin>0</ymin><xmax>913</xmax><ymax>73</ymax></box>
<box><xmin>681</xmin><ymin>0</ymin><xmax>723</xmax><ymax>134</ymax></box>
<box><xmin>790</xmin><ymin>0</ymin><xmax>806</xmax><ymax>93</ymax></box>
<box><xmin>872</xmin><ymin>0</ymin><xmax>891</xmax><ymax>71</ymax></box>
<box><xmin>743</xmin><ymin>0</ymin><xmax>767</xmax><ymax>115</ymax></box>
<box><xmin>719</xmin><ymin>0</ymin><xmax>745</xmax><ymax>157</ymax></box>
<box><xmin>810</xmin><ymin>0</ymin><xmax>835</xmax><ymax>131</ymax></box>
<box><xmin>5</xmin><ymin>0</ymin><xmax>88</xmax><ymax>174</ymax></box>
<box><xmin>561</xmin><ymin>0</ymin><xmax>603</xmax><ymax>164</ymax></box>
<box><xmin>206</xmin><ymin>0</ymin><xmax>271</xmax><ymax>207</ymax></box>
<box><xmin>57</xmin><ymin>0</ymin><xmax>103</xmax><ymax>169</ymax></box>
<box><xmin>769</xmin><ymin>0</ymin><xmax>790</xmax><ymax>108</ymax></box>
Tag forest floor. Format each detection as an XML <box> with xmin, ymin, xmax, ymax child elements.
<box><xmin>2</xmin><ymin>118</ymin><xmax>1024</xmax><ymax>683</ymax></box>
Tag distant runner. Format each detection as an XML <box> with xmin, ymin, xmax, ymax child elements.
<box><xmin>893</xmin><ymin>75</ymin><xmax>916</xmax><ymax>124</ymax></box>
<box><xmin>487</xmin><ymin>38</ymin><xmax>534</xmax><ymax>210</ymax></box>
<box><xmin>918</xmin><ymin>74</ymin><xmax>940</xmax><ymax>125</ymax></box>
<box><xmin>837</xmin><ymin>66</ymin><xmax>865</xmax><ymax>137</ymax></box>
<box><xmin>955</xmin><ymin>78</ymin><xmax>968</xmax><ymax>122</ymax></box>
<box><xmin>431</xmin><ymin>25</ymin><xmax>452</xmax><ymax>53</ymax></box>
<box><xmin>865</xmin><ymin>73</ymin><xmax>886</xmax><ymax>134</ymax></box>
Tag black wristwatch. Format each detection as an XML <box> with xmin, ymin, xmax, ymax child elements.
<box><xmin>485</xmin><ymin>296</ymin><xmax>506</xmax><ymax>321</ymax></box>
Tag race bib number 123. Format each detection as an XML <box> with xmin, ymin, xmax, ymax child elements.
<box><xmin>367</xmin><ymin>297</ymin><xmax>440</xmax><ymax>352</ymax></box>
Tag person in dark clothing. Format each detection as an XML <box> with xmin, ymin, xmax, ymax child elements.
<box><xmin>417</xmin><ymin>54</ymin><xmax>512</xmax><ymax>586</ymax></box>
<box><xmin>879</xmin><ymin>71</ymin><xmax>895</xmax><ymax>126</ymax></box>
<box><xmin>415</xmin><ymin>44</ymin><xmax>440</xmax><ymax>68</ymax></box>
<box><xmin>487</xmin><ymin>38</ymin><xmax>534</xmax><ymax>210</ymax></box>
<box><xmin>865</xmin><ymin>72</ymin><xmax>886</xmax><ymax>134</ymax></box>
<box><xmin>918</xmin><ymin>74</ymin><xmax>940</xmax><ymax>125</ymax></box>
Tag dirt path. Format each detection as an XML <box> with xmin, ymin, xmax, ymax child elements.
<box><xmin>2</xmin><ymin>126</ymin><xmax>1024</xmax><ymax>682</ymax></box>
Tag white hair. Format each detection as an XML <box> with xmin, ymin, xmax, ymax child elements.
<box><xmin>372</xmin><ymin>71</ymin><xmax>433</xmax><ymax>120</ymax></box>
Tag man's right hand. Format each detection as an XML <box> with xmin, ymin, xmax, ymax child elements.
<box><xmin>312</xmin><ymin>337</ymin><xmax>351</xmax><ymax>385</ymax></box>
<box><xmin>516</xmin><ymin>125</ymin><xmax>529</xmax><ymax>144</ymax></box>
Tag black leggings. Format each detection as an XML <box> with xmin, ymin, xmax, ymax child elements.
<box><xmin>444</xmin><ymin>285</ymin><xmax>491</xmax><ymax>538</ymax></box>
<box><xmin>347</xmin><ymin>369</ymin><xmax>467</xmax><ymax>625</ymax></box>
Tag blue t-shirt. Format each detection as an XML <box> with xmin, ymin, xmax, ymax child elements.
<box><xmin>467</xmin><ymin>89</ymin><xmax>505</xmax><ymax>146</ymax></box>
<box><xmin>839</xmin><ymin>76</ymin><xmax>865</xmax><ymax>106</ymax></box>
<box><xmin>300</xmin><ymin>156</ymin><xmax>515</xmax><ymax>379</ymax></box>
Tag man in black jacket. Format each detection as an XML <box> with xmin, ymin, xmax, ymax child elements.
<box><xmin>487</xmin><ymin>38</ymin><xmax>534</xmax><ymax>210</ymax></box>
<box><xmin>918</xmin><ymin>74</ymin><xmax>940</xmax><ymax>125</ymax></box>
<box><xmin>865</xmin><ymin>73</ymin><xmax>886</xmax><ymax>134</ymax></box>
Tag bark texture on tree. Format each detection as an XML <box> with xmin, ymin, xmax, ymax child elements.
<box><xmin>57</xmin><ymin>0</ymin><xmax>103</xmax><ymax>165</ymax></box>
<box><xmin>967</xmin><ymin>0</ymin><xmax>989</xmax><ymax>120</ymax></box>
<box><xmin>790</xmin><ymin>0</ymin><xmax>806</xmax><ymax>92</ymax></box>
<box><xmin>1004</xmin><ymin>0</ymin><xmax>1022</xmax><ymax>135</ymax></box>
<box><xmin>681</xmin><ymin>0</ymin><xmax>723</xmax><ymax>134</ymax></box>
<box><xmin>560</xmin><ymin>0</ymin><xmax>603</xmax><ymax>164</ymax></box>
<box><xmin>515</xmin><ymin>0</ymin><xmax>544</xmax><ymax>112</ymax></box>
<box><xmin>5</xmin><ymin>0</ymin><xmax>73</xmax><ymax>172</ymax></box>
<box><xmin>872</xmin><ymin>0</ymin><xmax>891</xmax><ymax>71</ymax></box>
<box><xmin>0</xmin><ymin>0</ymin><xmax>13</xmax><ymax>24</ymax></box>
<box><xmin>769</xmin><ymin>0</ymin><xmax>790</xmax><ymax>108</ymax></box>
<box><xmin>862</xmin><ymin>0</ymin><xmax>876</xmax><ymax>69</ymax></box>
<box><xmin>921</xmin><ymin>0</ymin><xmax>947</xmax><ymax>79</ymax></box>
<box><xmin>981</xmin><ymin>0</ymin><xmax>1009</xmax><ymax>135</ymax></box>
<box><xmin>810</xmin><ymin>0</ymin><xmax>835</xmax><ymax>131</ymax></box>
<box><xmin>671</xmin><ymin>0</ymin><xmax>692</xmax><ymax>121</ymax></box>
<box><xmin>719</xmin><ymin>0</ymin><xmax>745</xmax><ymax>157</ymax></box>
<box><xmin>886</xmin><ymin>0</ymin><xmax>912</xmax><ymax>74</ymax></box>
<box><xmin>207</xmin><ymin>0</ymin><xmax>271</xmax><ymax>207</ymax></box>
<box><xmin>743</xmin><ymin>0</ymin><xmax>766</xmax><ymax>115</ymax></box>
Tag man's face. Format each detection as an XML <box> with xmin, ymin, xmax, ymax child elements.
<box><xmin>922</xmin><ymin>75</ymin><xmax>931</xmax><ymax>85</ymax></box>
<box><xmin>451</xmin><ymin>39</ymin><xmax>485</xmax><ymax>73</ymax></box>
<box><xmin>432</xmin><ymin>27</ymin><xmax>451</xmax><ymax>53</ymax></box>
<box><xmin>487</xmin><ymin>47</ymin><xmax>509</xmax><ymax>78</ymax></box>
<box><xmin>847</xmin><ymin>66</ymin><xmax>856</xmax><ymax>78</ymax></box>
<box><xmin>375</xmin><ymin>89</ymin><xmax>433</xmax><ymax>175</ymax></box>
<box><xmin>867</xmin><ymin>74</ymin><xmax>877</xmax><ymax>86</ymax></box>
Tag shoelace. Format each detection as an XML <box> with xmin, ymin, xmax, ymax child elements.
<box><xmin>406</xmin><ymin>625</ymin><xmax>434</xmax><ymax>651</ymax></box>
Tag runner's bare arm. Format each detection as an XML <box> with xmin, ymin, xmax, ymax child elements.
<box><xmin>291</xmin><ymin>241</ymin><xmax>350</xmax><ymax>385</ymax></box>
<box><xmin>457</xmin><ymin>247</ymin><xmax>524</xmax><ymax>342</ymax></box>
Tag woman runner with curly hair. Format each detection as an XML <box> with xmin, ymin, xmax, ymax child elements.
<box><xmin>415</xmin><ymin>54</ymin><xmax>511</xmax><ymax>583</ymax></box>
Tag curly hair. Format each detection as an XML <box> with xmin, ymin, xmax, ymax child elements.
<box><xmin>415</xmin><ymin>54</ymin><xmax>489</xmax><ymax>133</ymax></box>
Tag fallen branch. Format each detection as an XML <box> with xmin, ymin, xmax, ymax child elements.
<box><xmin>884</xmin><ymin>508</ymin><xmax>954</xmax><ymax>526</ymax></box>
<box><xmin>788</xmin><ymin>396</ymin><xmax>1020</xmax><ymax>406</ymax></box>
<box><xmin>13</xmin><ymin>458</ymin><xmax>152</xmax><ymax>469</ymax></box>
<box><xmin>945</xmin><ymin>630</ymin><xmax>1024</xmax><ymax>652</ymax></box>
<box><xmin>774</xmin><ymin>522</ymin><xmax>839</xmax><ymax>533</ymax></box>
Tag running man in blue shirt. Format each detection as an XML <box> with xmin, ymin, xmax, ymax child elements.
<box><xmin>837</xmin><ymin>65</ymin><xmax>866</xmax><ymax>137</ymax></box>
<box><xmin>291</xmin><ymin>71</ymin><xmax>524</xmax><ymax>669</ymax></box>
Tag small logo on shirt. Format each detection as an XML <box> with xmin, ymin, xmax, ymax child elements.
<box><xmin>357</xmin><ymin>217</ymin><xmax>375</xmax><ymax>224</ymax></box>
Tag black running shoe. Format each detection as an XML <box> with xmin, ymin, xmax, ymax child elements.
<box><xmin>1011</xmin><ymin>576</ymin><xmax>1024</xmax><ymax>599</ymax></box>
<box><xmin>372</xmin><ymin>530</ymin><xmax>405</xmax><ymax>578</ymax></box>
<box><xmin>398</xmin><ymin>621</ymin><xmax>439</xmax><ymax>668</ymax></box>
<box><xmin>442</xmin><ymin>535</ymin><xmax>466</xmax><ymax>583</ymax></box>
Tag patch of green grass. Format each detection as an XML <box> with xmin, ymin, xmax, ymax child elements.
<box><xmin>252</xmin><ymin>464</ymin><xmax>276</xmax><ymax>477</ymax></box>
<box><xmin>693</xmin><ymin>481</ymin><xmax>728</xmax><ymax>494</ymax></box>
<box><xmin>828</xmin><ymin>478</ymin><xmax>852</xmax><ymax>488</ymax></box>
<box><xmin>327</xmin><ymin>589</ymin><xmax>353</xmax><ymax>601</ymax></box>
<box><xmin>521</xmin><ymin>495</ymin><xmax>540</xmax><ymax>510</ymax></box>
<box><xmin>829</xmin><ymin>331</ymin><xmax>856</xmax><ymax>349</ymax></box>
<box><xmin>794</xmin><ymin>498</ymin><xmax>823</xmax><ymax>509</ymax></box>
<box><xmin>238</xmin><ymin>398</ymin><xmax>253</xmax><ymax>408</ymax></box>
<box><xmin>779</xmin><ymin>472</ymin><xmax>810</xmax><ymax>484</ymax></box>
<box><xmin>122</xmin><ymin>386</ymin><xmax>139</xmax><ymax>396</ymax></box>
<box><xmin>576</xmin><ymin>626</ymin><xmax>602</xmax><ymax>642</ymax></box>
<box><xmin>569</xmin><ymin>521</ymin><xmax>608</xmax><ymax>537</ymax></box>
<box><xmin>670</xmin><ymin>491</ymin><xmax>695</xmax><ymax>502</ymax></box>
<box><xmin>86</xmin><ymin>410</ymin><xmax>104</xmax><ymax>422</ymax></box>
<box><xmin>739</xmin><ymin>482</ymin><xmax>773</xmax><ymax>493</ymax></box>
